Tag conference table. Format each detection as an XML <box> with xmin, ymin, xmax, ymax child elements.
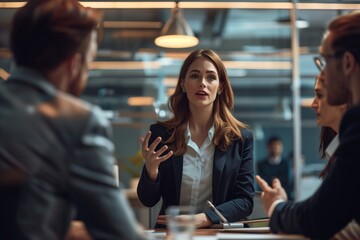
<box><xmin>147</xmin><ymin>228</ymin><xmax>309</xmax><ymax>240</ymax></box>
<box><xmin>124</xmin><ymin>188</ymin><xmax>309</xmax><ymax>239</ymax></box>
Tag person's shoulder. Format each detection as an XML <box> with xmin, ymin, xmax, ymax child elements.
<box><xmin>343</xmin><ymin>104</ymin><xmax>360</xmax><ymax>120</ymax></box>
<box><xmin>52</xmin><ymin>92</ymin><xmax>92</xmax><ymax>117</ymax></box>
<box><xmin>340</xmin><ymin>104</ymin><xmax>360</xmax><ymax>135</ymax></box>
<box><xmin>240</xmin><ymin>128</ymin><xmax>254</xmax><ymax>141</ymax></box>
<box><xmin>56</xmin><ymin>92</ymin><xmax>110</xmax><ymax>130</ymax></box>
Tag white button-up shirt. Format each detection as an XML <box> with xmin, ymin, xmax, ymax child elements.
<box><xmin>179</xmin><ymin>124</ymin><xmax>214</xmax><ymax>213</ymax></box>
<box><xmin>325</xmin><ymin>134</ymin><xmax>339</xmax><ymax>161</ymax></box>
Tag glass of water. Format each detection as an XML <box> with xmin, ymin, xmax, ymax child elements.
<box><xmin>166</xmin><ymin>206</ymin><xmax>195</xmax><ymax>240</ymax></box>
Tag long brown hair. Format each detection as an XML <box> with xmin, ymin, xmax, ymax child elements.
<box><xmin>159</xmin><ymin>49</ymin><xmax>248</xmax><ymax>156</ymax></box>
<box><xmin>318</xmin><ymin>126</ymin><xmax>337</xmax><ymax>178</ymax></box>
<box><xmin>316</xmin><ymin>74</ymin><xmax>351</xmax><ymax>178</ymax></box>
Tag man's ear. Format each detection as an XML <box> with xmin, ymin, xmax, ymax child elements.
<box><xmin>68</xmin><ymin>53</ymin><xmax>82</xmax><ymax>79</ymax></box>
<box><xmin>343</xmin><ymin>51</ymin><xmax>356</xmax><ymax>76</ymax></box>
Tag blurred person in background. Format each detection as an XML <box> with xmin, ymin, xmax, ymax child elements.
<box><xmin>257</xmin><ymin>136</ymin><xmax>293</xmax><ymax>200</ymax></box>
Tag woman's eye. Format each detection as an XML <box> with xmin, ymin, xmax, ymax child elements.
<box><xmin>315</xmin><ymin>91</ymin><xmax>323</xmax><ymax>99</ymax></box>
<box><xmin>208</xmin><ymin>75</ymin><xmax>217</xmax><ymax>81</ymax></box>
<box><xmin>190</xmin><ymin>74</ymin><xmax>199</xmax><ymax>79</ymax></box>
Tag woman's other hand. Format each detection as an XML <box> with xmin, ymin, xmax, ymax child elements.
<box><xmin>156</xmin><ymin>213</ymin><xmax>212</xmax><ymax>228</ymax></box>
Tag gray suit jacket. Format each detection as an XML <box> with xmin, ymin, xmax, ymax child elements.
<box><xmin>0</xmin><ymin>67</ymin><xmax>144</xmax><ymax>240</ymax></box>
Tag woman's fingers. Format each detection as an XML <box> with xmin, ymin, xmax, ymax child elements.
<box><xmin>140</xmin><ymin>132</ymin><xmax>173</xmax><ymax>167</ymax></box>
<box><xmin>156</xmin><ymin>215</ymin><xmax>167</xmax><ymax>225</ymax></box>
<box><xmin>141</xmin><ymin>131</ymin><xmax>151</xmax><ymax>150</ymax></box>
<box><xmin>157</xmin><ymin>150</ymin><xmax>173</xmax><ymax>163</ymax></box>
<box><xmin>148</xmin><ymin>137</ymin><xmax>162</xmax><ymax>153</ymax></box>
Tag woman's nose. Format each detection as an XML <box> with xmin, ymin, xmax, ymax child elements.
<box><xmin>311</xmin><ymin>98</ymin><xmax>317</xmax><ymax>109</ymax></box>
<box><xmin>199</xmin><ymin>78</ymin><xmax>206</xmax><ymax>87</ymax></box>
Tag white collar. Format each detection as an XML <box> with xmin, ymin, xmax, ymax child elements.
<box><xmin>325</xmin><ymin>134</ymin><xmax>339</xmax><ymax>160</ymax></box>
<box><xmin>185</xmin><ymin>123</ymin><xmax>215</xmax><ymax>142</ymax></box>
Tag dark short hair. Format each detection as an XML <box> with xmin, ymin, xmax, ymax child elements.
<box><xmin>10</xmin><ymin>0</ymin><xmax>102</xmax><ymax>74</ymax></box>
<box><xmin>267</xmin><ymin>136</ymin><xmax>282</xmax><ymax>146</ymax></box>
<box><xmin>328</xmin><ymin>11</ymin><xmax>360</xmax><ymax>64</ymax></box>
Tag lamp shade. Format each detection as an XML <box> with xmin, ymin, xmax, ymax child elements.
<box><xmin>277</xmin><ymin>16</ymin><xmax>309</xmax><ymax>29</ymax></box>
<box><xmin>155</xmin><ymin>4</ymin><xmax>199</xmax><ymax>48</ymax></box>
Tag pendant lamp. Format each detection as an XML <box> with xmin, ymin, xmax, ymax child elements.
<box><xmin>154</xmin><ymin>2</ymin><xmax>199</xmax><ymax>48</ymax></box>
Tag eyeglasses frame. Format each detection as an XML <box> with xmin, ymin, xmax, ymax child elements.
<box><xmin>313</xmin><ymin>51</ymin><xmax>344</xmax><ymax>71</ymax></box>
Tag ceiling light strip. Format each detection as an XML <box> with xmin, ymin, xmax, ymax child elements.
<box><xmin>224</xmin><ymin>61</ymin><xmax>292</xmax><ymax>70</ymax></box>
<box><xmin>0</xmin><ymin>2</ymin><xmax>25</xmax><ymax>8</ymax></box>
<box><xmin>80</xmin><ymin>2</ymin><xmax>175</xmax><ymax>9</ymax></box>
<box><xmin>103</xmin><ymin>21</ymin><xmax>162</xmax><ymax>29</ymax></box>
<box><xmin>128</xmin><ymin>96</ymin><xmax>154</xmax><ymax>106</ymax></box>
<box><xmin>297</xmin><ymin>3</ymin><xmax>360</xmax><ymax>10</ymax></box>
<box><xmin>89</xmin><ymin>60</ymin><xmax>291</xmax><ymax>70</ymax></box>
<box><xmin>181</xmin><ymin>2</ymin><xmax>292</xmax><ymax>9</ymax></box>
<box><xmin>300</xmin><ymin>98</ymin><xmax>313</xmax><ymax>107</ymax></box>
<box><xmin>89</xmin><ymin>61</ymin><xmax>161</xmax><ymax>70</ymax></box>
<box><xmin>1</xmin><ymin>2</ymin><xmax>359</xmax><ymax>10</ymax></box>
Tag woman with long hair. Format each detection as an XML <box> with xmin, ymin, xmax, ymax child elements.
<box><xmin>137</xmin><ymin>49</ymin><xmax>254</xmax><ymax>228</ymax></box>
<box><xmin>311</xmin><ymin>72</ymin><xmax>349</xmax><ymax>178</ymax></box>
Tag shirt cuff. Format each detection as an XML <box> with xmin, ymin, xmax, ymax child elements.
<box><xmin>268</xmin><ymin>199</ymin><xmax>285</xmax><ymax>217</ymax></box>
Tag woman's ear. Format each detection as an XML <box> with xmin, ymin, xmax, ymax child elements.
<box><xmin>338</xmin><ymin>103</ymin><xmax>349</xmax><ymax>113</ymax></box>
<box><xmin>218</xmin><ymin>84</ymin><xmax>223</xmax><ymax>95</ymax></box>
<box><xmin>181</xmin><ymin>78</ymin><xmax>186</xmax><ymax>93</ymax></box>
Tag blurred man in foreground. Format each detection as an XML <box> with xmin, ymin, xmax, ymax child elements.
<box><xmin>256</xmin><ymin>11</ymin><xmax>360</xmax><ymax>239</ymax></box>
<box><xmin>0</xmin><ymin>0</ymin><xmax>145</xmax><ymax>239</ymax></box>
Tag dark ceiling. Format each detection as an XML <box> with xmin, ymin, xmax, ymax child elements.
<box><xmin>1</xmin><ymin>1</ymin><xmax>359</xmax><ymax>127</ymax></box>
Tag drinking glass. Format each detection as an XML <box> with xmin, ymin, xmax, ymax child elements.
<box><xmin>166</xmin><ymin>206</ymin><xmax>195</xmax><ymax>240</ymax></box>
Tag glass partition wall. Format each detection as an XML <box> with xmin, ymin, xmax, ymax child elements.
<box><xmin>0</xmin><ymin>1</ymin><xmax>359</xmax><ymax>200</ymax></box>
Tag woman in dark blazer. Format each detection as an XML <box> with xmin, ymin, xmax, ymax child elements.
<box><xmin>137</xmin><ymin>49</ymin><xmax>255</xmax><ymax>228</ymax></box>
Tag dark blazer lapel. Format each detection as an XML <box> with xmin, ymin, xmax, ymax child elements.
<box><xmin>172</xmin><ymin>155</ymin><xmax>183</xmax><ymax>203</ymax></box>
<box><xmin>212</xmin><ymin>147</ymin><xmax>228</xmax><ymax>203</ymax></box>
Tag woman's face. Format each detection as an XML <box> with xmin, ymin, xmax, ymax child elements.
<box><xmin>311</xmin><ymin>74</ymin><xmax>347</xmax><ymax>129</ymax></box>
<box><xmin>182</xmin><ymin>57</ymin><xmax>222</xmax><ymax>111</ymax></box>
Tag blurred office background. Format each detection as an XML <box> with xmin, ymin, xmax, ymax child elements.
<box><xmin>1</xmin><ymin>0</ymin><xmax>359</xmax><ymax>202</ymax></box>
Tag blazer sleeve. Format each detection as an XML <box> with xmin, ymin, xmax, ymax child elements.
<box><xmin>67</xmin><ymin>106</ymin><xmax>145</xmax><ymax>240</ymax></box>
<box><xmin>269</xmin><ymin>106</ymin><xmax>360</xmax><ymax>239</ymax></box>
<box><xmin>205</xmin><ymin>129</ymin><xmax>255</xmax><ymax>223</ymax></box>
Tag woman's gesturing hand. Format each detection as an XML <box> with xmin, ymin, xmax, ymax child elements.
<box><xmin>139</xmin><ymin>131</ymin><xmax>173</xmax><ymax>181</ymax></box>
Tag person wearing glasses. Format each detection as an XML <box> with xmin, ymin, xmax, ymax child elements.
<box><xmin>256</xmin><ymin>11</ymin><xmax>360</xmax><ymax>239</ymax></box>
<box><xmin>137</xmin><ymin>49</ymin><xmax>255</xmax><ymax>228</ymax></box>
